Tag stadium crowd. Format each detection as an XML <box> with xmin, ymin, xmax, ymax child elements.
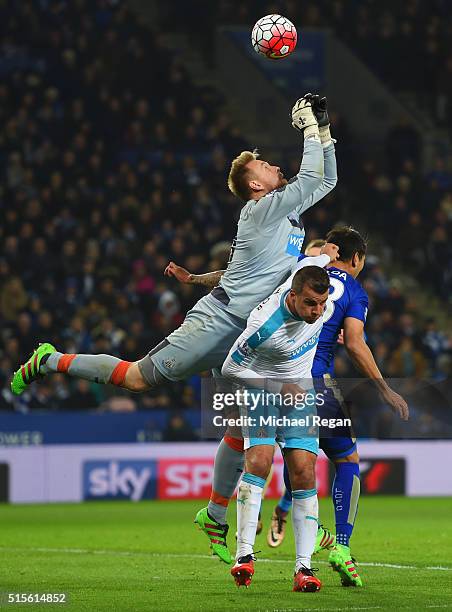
<box><xmin>0</xmin><ymin>1</ymin><xmax>451</xmax><ymax>433</ymax></box>
<box><xmin>183</xmin><ymin>0</ymin><xmax>452</xmax><ymax>126</ymax></box>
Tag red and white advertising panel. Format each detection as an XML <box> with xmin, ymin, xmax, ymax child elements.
<box><xmin>0</xmin><ymin>441</ymin><xmax>450</xmax><ymax>503</ymax></box>
<box><xmin>157</xmin><ymin>455</ymin><xmax>330</xmax><ymax>500</ymax></box>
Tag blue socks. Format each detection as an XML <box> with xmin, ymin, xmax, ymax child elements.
<box><xmin>283</xmin><ymin>460</ymin><xmax>292</xmax><ymax>494</ymax></box>
<box><xmin>278</xmin><ymin>486</ymin><xmax>293</xmax><ymax>512</ymax></box>
<box><xmin>332</xmin><ymin>462</ymin><xmax>360</xmax><ymax>547</ymax></box>
<box><xmin>278</xmin><ymin>460</ymin><xmax>361</xmax><ymax>548</ymax></box>
<box><xmin>276</xmin><ymin>461</ymin><xmax>293</xmax><ymax>513</ymax></box>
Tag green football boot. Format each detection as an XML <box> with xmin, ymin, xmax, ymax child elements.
<box><xmin>10</xmin><ymin>342</ymin><xmax>56</xmax><ymax>395</ymax></box>
<box><xmin>194</xmin><ymin>507</ymin><xmax>232</xmax><ymax>564</ymax></box>
<box><xmin>313</xmin><ymin>524</ymin><xmax>336</xmax><ymax>555</ymax></box>
<box><xmin>329</xmin><ymin>544</ymin><xmax>363</xmax><ymax>587</ymax></box>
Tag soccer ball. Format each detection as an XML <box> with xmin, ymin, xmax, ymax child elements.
<box><xmin>251</xmin><ymin>14</ymin><xmax>297</xmax><ymax>60</ymax></box>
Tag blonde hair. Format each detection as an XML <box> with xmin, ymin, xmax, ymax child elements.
<box><xmin>227</xmin><ymin>149</ymin><xmax>259</xmax><ymax>201</ymax></box>
<box><xmin>305</xmin><ymin>238</ymin><xmax>326</xmax><ymax>254</ymax></box>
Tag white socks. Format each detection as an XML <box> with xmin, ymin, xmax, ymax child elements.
<box><xmin>236</xmin><ymin>473</ymin><xmax>265</xmax><ymax>560</ymax></box>
<box><xmin>292</xmin><ymin>488</ymin><xmax>318</xmax><ymax>571</ymax></box>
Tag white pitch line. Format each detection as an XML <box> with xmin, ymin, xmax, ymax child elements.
<box><xmin>265</xmin><ymin>608</ymin><xmax>383</xmax><ymax>611</ymax></box>
<box><xmin>276</xmin><ymin>608</ymin><xmax>452</xmax><ymax>612</ymax></box>
<box><xmin>0</xmin><ymin>547</ymin><xmax>451</xmax><ymax>573</ymax></box>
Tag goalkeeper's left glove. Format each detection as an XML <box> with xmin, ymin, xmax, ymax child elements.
<box><xmin>309</xmin><ymin>94</ymin><xmax>332</xmax><ymax>146</ymax></box>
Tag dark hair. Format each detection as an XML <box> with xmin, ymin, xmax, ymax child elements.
<box><xmin>325</xmin><ymin>226</ymin><xmax>367</xmax><ymax>262</ymax></box>
<box><xmin>291</xmin><ymin>266</ymin><xmax>330</xmax><ymax>295</ymax></box>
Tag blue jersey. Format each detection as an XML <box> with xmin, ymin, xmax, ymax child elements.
<box><xmin>297</xmin><ymin>255</ymin><xmax>368</xmax><ymax>377</ymax></box>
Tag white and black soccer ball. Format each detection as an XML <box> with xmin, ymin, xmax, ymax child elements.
<box><xmin>251</xmin><ymin>14</ymin><xmax>297</xmax><ymax>59</ymax></box>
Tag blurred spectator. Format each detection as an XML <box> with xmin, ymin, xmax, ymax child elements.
<box><xmin>422</xmin><ymin>319</ymin><xmax>450</xmax><ymax>371</ymax></box>
<box><xmin>1</xmin><ymin>278</ymin><xmax>28</xmax><ymax>322</ymax></box>
<box><xmin>64</xmin><ymin>380</ymin><xmax>98</xmax><ymax>411</ymax></box>
<box><xmin>386</xmin><ymin>116</ymin><xmax>421</xmax><ymax>172</ymax></box>
<box><xmin>163</xmin><ymin>412</ymin><xmax>198</xmax><ymax>442</ymax></box>
<box><xmin>388</xmin><ymin>336</ymin><xmax>428</xmax><ymax>378</ymax></box>
<box><xmin>102</xmin><ymin>396</ymin><xmax>138</xmax><ymax>413</ymax></box>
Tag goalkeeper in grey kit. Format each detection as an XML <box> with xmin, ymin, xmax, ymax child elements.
<box><xmin>11</xmin><ymin>95</ymin><xmax>338</xmax><ymax>415</ymax></box>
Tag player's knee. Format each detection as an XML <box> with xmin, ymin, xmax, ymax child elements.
<box><xmin>335</xmin><ymin>449</ymin><xmax>359</xmax><ymax>464</ymax></box>
<box><xmin>225</xmin><ymin>424</ymin><xmax>242</xmax><ymax>439</ymax></box>
<box><xmin>123</xmin><ymin>362</ymin><xmax>151</xmax><ymax>393</ymax></box>
<box><xmin>133</xmin><ymin>354</ymin><xmax>171</xmax><ymax>390</ymax></box>
<box><xmin>245</xmin><ymin>447</ymin><xmax>272</xmax><ymax>479</ymax></box>
<box><xmin>288</xmin><ymin>455</ymin><xmax>317</xmax><ymax>490</ymax></box>
<box><xmin>290</xmin><ymin>468</ymin><xmax>316</xmax><ymax>490</ymax></box>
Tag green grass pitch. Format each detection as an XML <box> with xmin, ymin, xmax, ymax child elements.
<box><xmin>1</xmin><ymin>497</ymin><xmax>451</xmax><ymax>611</ymax></box>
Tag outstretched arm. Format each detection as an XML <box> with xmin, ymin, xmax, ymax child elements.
<box><xmin>252</xmin><ymin>96</ymin><xmax>337</xmax><ymax>228</ymax></box>
<box><xmin>343</xmin><ymin>317</ymin><xmax>409</xmax><ymax>420</ymax></box>
<box><xmin>251</xmin><ymin>138</ymin><xmax>324</xmax><ymax>228</ymax></box>
<box><xmin>292</xmin><ymin>242</ymin><xmax>339</xmax><ymax>274</ymax></box>
<box><xmin>300</xmin><ymin>142</ymin><xmax>337</xmax><ymax>211</ymax></box>
<box><xmin>164</xmin><ymin>262</ymin><xmax>225</xmax><ymax>288</ymax></box>
<box><xmin>301</xmin><ymin>94</ymin><xmax>337</xmax><ymax>210</ymax></box>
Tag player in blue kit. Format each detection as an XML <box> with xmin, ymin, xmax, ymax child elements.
<box><xmin>269</xmin><ymin>227</ymin><xmax>409</xmax><ymax>587</ymax></box>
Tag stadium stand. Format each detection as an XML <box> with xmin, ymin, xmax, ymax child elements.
<box><xmin>194</xmin><ymin>0</ymin><xmax>452</xmax><ymax>126</ymax></box>
<box><xmin>0</xmin><ymin>0</ymin><xmax>450</xmax><ymax>427</ymax></box>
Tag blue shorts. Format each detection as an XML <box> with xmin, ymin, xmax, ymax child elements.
<box><xmin>242</xmin><ymin>389</ymin><xmax>319</xmax><ymax>455</ymax></box>
<box><xmin>315</xmin><ymin>375</ymin><xmax>357</xmax><ymax>460</ymax></box>
<box><xmin>320</xmin><ymin>437</ymin><xmax>357</xmax><ymax>459</ymax></box>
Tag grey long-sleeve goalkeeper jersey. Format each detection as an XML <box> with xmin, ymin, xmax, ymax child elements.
<box><xmin>212</xmin><ymin>139</ymin><xmax>337</xmax><ymax>320</ymax></box>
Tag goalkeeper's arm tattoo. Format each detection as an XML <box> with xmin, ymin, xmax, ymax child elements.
<box><xmin>190</xmin><ymin>270</ymin><xmax>225</xmax><ymax>288</ymax></box>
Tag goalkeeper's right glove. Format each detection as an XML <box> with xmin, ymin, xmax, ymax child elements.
<box><xmin>291</xmin><ymin>95</ymin><xmax>319</xmax><ymax>140</ymax></box>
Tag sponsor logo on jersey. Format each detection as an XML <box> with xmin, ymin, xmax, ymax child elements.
<box><xmin>238</xmin><ymin>340</ymin><xmax>251</xmax><ymax>356</ymax></box>
<box><xmin>231</xmin><ymin>340</ymin><xmax>251</xmax><ymax>365</ymax></box>
<box><xmin>289</xmin><ymin>328</ymin><xmax>322</xmax><ymax>360</ymax></box>
<box><xmin>286</xmin><ymin>233</ymin><xmax>305</xmax><ymax>256</ymax></box>
<box><xmin>82</xmin><ymin>460</ymin><xmax>157</xmax><ymax>501</ymax></box>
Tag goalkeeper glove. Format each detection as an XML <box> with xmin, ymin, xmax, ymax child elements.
<box><xmin>291</xmin><ymin>95</ymin><xmax>319</xmax><ymax>140</ymax></box>
<box><xmin>309</xmin><ymin>94</ymin><xmax>332</xmax><ymax>146</ymax></box>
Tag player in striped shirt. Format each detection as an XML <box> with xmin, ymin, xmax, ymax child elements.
<box><xmin>221</xmin><ymin>247</ymin><xmax>338</xmax><ymax>591</ymax></box>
